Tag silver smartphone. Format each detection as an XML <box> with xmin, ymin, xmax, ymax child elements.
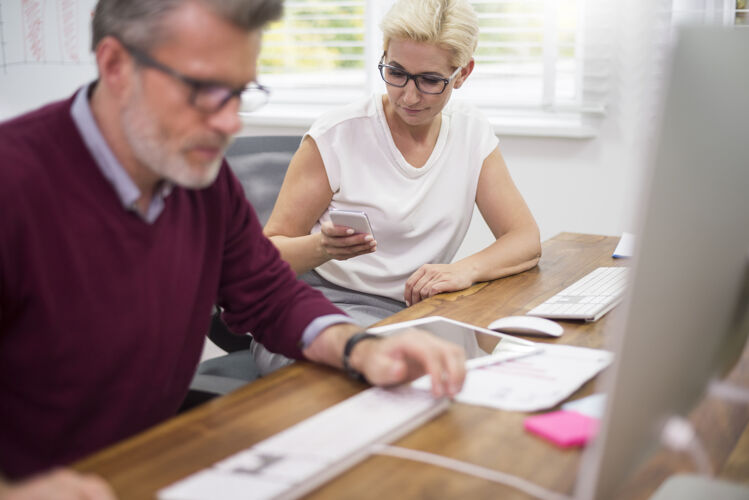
<box><xmin>329</xmin><ymin>209</ymin><xmax>374</xmax><ymax>237</ymax></box>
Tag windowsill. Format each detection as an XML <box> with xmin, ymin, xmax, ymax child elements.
<box><xmin>487</xmin><ymin>114</ymin><xmax>599</xmax><ymax>138</ymax></box>
<box><xmin>240</xmin><ymin>102</ymin><xmax>600</xmax><ymax>139</ymax></box>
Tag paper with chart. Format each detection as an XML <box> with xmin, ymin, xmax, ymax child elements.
<box><xmin>0</xmin><ymin>1</ymin><xmax>98</xmax><ymax>119</ymax></box>
<box><xmin>413</xmin><ymin>343</ymin><xmax>613</xmax><ymax>412</ymax></box>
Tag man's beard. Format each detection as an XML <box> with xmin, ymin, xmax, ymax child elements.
<box><xmin>121</xmin><ymin>81</ymin><xmax>230</xmax><ymax>190</ymax></box>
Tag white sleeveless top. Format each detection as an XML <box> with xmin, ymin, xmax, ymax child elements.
<box><xmin>307</xmin><ymin>94</ymin><xmax>498</xmax><ymax>302</ymax></box>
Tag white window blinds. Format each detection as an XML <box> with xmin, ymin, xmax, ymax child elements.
<box><xmin>258</xmin><ymin>0</ymin><xmax>370</xmax><ymax>106</ymax></box>
<box><xmin>460</xmin><ymin>0</ymin><xmax>612</xmax><ymax>135</ymax></box>
<box><xmin>251</xmin><ymin>0</ymin><xmax>616</xmax><ymax>136</ymax></box>
<box><xmin>671</xmin><ymin>0</ymin><xmax>748</xmax><ymax>26</ymax></box>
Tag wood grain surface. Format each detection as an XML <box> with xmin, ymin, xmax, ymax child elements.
<box><xmin>74</xmin><ymin>233</ymin><xmax>749</xmax><ymax>499</ymax></box>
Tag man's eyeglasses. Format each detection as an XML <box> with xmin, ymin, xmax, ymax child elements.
<box><xmin>377</xmin><ymin>55</ymin><xmax>461</xmax><ymax>95</ymax></box>
<box><xmin>120</xmin><ymin>41</ymin><xmax>269</xmax><ymax>114</ymax></box>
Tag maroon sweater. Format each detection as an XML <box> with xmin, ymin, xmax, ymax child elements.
<box><xmin>0</xmin><ymin>97</ymin><xmax>343</xmax><ymax>479</ymax></box>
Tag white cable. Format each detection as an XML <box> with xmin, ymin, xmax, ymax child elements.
<box><xmin>660</xmin><ymin>416</ymin><xmax>713</xmax><ymax>476</ymax></box>
<box><xmin>658</xmin><ymin>379</ymin><xmax>749</xmax><ymax>478</ymax></box>
<box><xmin>658</xmin><ymin>380</ymin><xmax>749</xmax><ymax>477</ymax></box>
<box><xmin>370</xmin><ymin>444</ymin><xmax>573</xmax><ymax>500</ymax></box>
<box><xmin>708</xmin><ymin>380</ymin><xmax>749</xmax><ymax>404</ymax></box>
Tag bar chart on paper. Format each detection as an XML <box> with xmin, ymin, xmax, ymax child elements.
<box><xmin>0</xmin><ymin>0</ymin><xmax>98</xmax><ymax>119</ymax></box>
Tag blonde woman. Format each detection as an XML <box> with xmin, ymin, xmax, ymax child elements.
<box><xmin>265</xmin><ymin>0</ymin><xmax>541</xmax><ymax>326</ymax></box>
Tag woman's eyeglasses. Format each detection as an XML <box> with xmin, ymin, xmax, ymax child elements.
<box><xmin>377</xmin><ymin>56</ymin><xmax>461</xmax><ymax>95</ymax></box>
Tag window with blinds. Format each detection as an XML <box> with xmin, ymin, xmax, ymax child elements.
<box><xmin>671</xmin><ymin>0</ymin><xmax>748</xmax><ymax>25</ymax></box>
<box><xmin>461</xmin><ymin>0</ymin><xmax>610</xmax><ymax>133</ymax></box>
<box><xmin>257</xmin><ymin>0</ymin><xmax>369</xmax><ymax>107</ymax></box>
<box><xmin>466</xmin><ymin>0</ymin><xmax>581</xmax><ymax>110</ymax></box>
<box><xmin>739</xmin><ymin>0</ymin><xmax>749</xmax><ymax>24</ymax></box>
<box><xmin>260</xmin><ymin>1</ymin><xmax>367</xmax><ymax>84</ymax></box>
<box><xmin>252</xmin><ymin>0</ymin><xmax>612</xmax><ymax>136</ymax></box>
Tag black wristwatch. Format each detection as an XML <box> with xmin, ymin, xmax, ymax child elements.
<box><xmin>342</xmin><ymin>332</ymin><xmax>381</xmax><ymax>383</ymax></box>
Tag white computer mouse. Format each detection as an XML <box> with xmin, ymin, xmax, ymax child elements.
<box><xmin>488</xmin><ymin>315</ymin><xmax>564</xmax><ymax>337</ymax></box>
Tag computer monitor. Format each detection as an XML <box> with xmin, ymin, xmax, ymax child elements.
<box><xmin>575</xmin><ymin>26</ymin><xmax>749</xmax><ymax>500</ymax></box>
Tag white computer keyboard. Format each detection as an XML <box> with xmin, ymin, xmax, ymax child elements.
<box><xmin>527</xmin><ymin>266</ymin><xmax>629</xmax><ymax>322</ymax></box>
<box><xmin>158</xmin><ymin>386</ymin><xmax>448</xmax><ymax>500</ymax></box>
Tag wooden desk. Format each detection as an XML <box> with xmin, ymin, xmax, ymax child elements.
<box><xmin>75</xmin><ymin>233</ymin><xmax>749</xmax><ymax>499</ymax></box>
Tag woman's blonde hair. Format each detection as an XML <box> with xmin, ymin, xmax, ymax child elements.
<box><xmin>380</xmin><ymin>0</ymin><xmax>479</xmax><ymax>68</ymax></box>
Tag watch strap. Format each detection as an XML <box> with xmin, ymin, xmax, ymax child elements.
<box><xmin>342</xmin><ymin>332</ymin><xmax>381</xmax><ymax>383</ymax></box>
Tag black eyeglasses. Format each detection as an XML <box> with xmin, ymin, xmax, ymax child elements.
<box><xmin>120</xmin><ymin>41</ymin><xmax>270</xmax><ymax>114</ymax></box>
<box><xmin>377</xmin><ymin>55</ymin><xmax>461</xmax><ymax>95</ymax></box>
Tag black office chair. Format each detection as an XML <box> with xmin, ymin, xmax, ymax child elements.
<box><xmin>181</xmin><ymin>135</ymin><xmax>302</xmax><ymax>412</ymax></box>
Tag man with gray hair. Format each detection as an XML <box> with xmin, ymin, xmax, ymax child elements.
<box><xmin>0</xmin><ymin>0</ymin><xmax>466</xmax><ymax>497</ymax></box>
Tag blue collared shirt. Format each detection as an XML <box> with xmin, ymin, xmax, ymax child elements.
<box><xmin>69</xmin><ymin>84</ymin><xmax>355</xmax><ymax>349</ymax></box>
<box><xmin>70</xmin><ymin>84</ymin><xmax>173</xmax><ymax>224</ymax></box>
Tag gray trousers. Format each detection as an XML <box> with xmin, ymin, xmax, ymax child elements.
<box><xmin>249</xmin><ymin>270</ymin><xmax>406</xmax><ymax>375</ymax></box>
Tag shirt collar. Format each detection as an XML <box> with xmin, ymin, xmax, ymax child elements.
<box><xmin>70</xmin><ymin>82</ymin><xmax>173</xmax><ymax>224</ymax></box>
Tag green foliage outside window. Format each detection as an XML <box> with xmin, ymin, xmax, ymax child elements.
<box><xmin>259</xmin><ymin>2</ymin><xmax>365</xmax><ymax>73</ymax></box>
<box><xmin>258</xmin><ymin>1</ymin><xmax>579</xmax><ymax>76</ymax></box>
<box><xmin>737</xmin><ymin>0</ymin><xmax>747</xmax><ymax>25</ymax></box>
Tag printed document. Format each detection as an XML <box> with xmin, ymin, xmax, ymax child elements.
<box><xmin>413</xmin><ymin>343</ymin><xmax>613</xmax><ymax>412</ymax></box>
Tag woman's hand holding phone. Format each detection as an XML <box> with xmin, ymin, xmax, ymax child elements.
<box><xmin>319</xmin><ymin>218</ymin><xmax>377</xmax><ymax>261</ymax></box>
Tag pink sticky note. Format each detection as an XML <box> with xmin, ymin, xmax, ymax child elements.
<box><xmin>524</xmin><ymin>410</ymin><xmax>599</xmax><ymax>448</ymax></box>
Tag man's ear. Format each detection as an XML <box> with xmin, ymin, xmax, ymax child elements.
<box><xmin>453</xmin><ymin>58</ymin><xmax>475</xmax><ymax>90</ymax></box>
<box><xmin>95</xmin><ymin>36</ymin><xmax>135</xmax><ymax>99</ymax></box>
